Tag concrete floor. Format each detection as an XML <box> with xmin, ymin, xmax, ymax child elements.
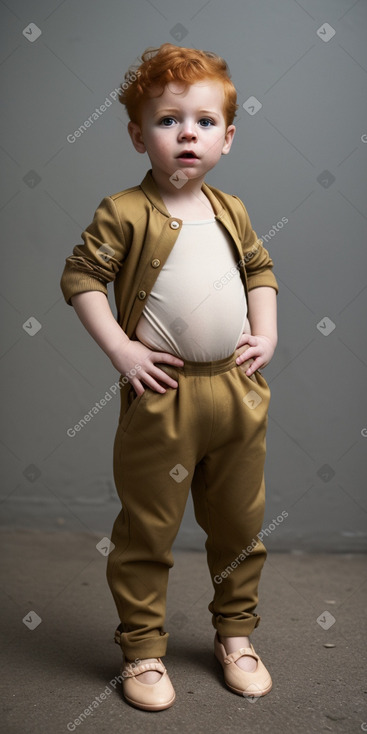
<box><xmin>1</xmin><ymin>530</ymin><xmax>366</xmax><ymax>734</ymax></box>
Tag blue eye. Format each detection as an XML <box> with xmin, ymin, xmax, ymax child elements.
<box><xmin>160</xmin><ymin>117</ymin><xmax>175</xmax><ymax>126</ymax></box>
<box><xmin>199</xmin><ymin>118</ymin><xmax>214</xmax><ymax>127</ymax></box>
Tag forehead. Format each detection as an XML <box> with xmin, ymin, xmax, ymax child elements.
<box><xmin>143</xmin><ymin>80</ymin><xmax>225</xmax><ymax>114</ymax></box>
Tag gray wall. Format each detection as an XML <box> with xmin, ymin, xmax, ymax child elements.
<box><xmin>1</xmin><ymin>0</ymin><xmax>366</xmax><ymax>551</ymax></box>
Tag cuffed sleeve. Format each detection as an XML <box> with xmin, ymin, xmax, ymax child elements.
<box><xmin>60</xmin><ymin>196</ymin><xmax>128</xmax><ymax>305</ymax></box>
<box><xmin>233</xmin><ymin>195</ymin><xmax>279</xmax><ymax>294</ymax></box>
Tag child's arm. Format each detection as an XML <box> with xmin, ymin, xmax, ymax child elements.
<box><xmin>71</xmin><ymin>291</ymin><xmax>184</xmax><ymax>395</ymax></box>
<box><xmin>236</xmin><ymin>286</ymin><xmax>277</xmax><ymax>377</ymax></box>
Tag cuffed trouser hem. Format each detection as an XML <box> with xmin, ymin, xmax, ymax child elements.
<box><xmin>212</xmin><ymin>613</ymin><xmax>261</xmax><ymax>638</ymax></box>
<box><xmin>114</xmin><ymin>624</ymin><xmax>169</xmax><ymax>660</ymax></box>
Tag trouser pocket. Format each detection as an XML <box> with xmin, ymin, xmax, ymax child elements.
<box><xmin>119</xmin><ymin>384</ymin><xmax>146</xmax><ymax>433</ymax></box>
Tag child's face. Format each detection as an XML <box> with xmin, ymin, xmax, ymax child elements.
<box><xmin>128</xmin><ymin>80</ymin><xmax>235</xmax><ymax>185</ymax></box>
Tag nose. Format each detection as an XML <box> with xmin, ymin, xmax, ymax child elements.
<box><xmin>178</xmin><ymin>121</ymin><xmax>197</xmax><ymax>141</ymax></box>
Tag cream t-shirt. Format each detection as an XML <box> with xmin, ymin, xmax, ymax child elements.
<box><xmin>135</xmin><ymin>218</ymin><xmax>248</xmax><ymax>361</ymax></box>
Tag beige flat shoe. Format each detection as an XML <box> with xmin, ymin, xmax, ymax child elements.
<box><xmin>121</xmin><ymin>657</ymin><xmax>176</xmax><ymax>711</ymax></box>
<box><xmin>214</xmin><ymin>633</ymin><xmax>272</xmax><ymax>698</ymax></box>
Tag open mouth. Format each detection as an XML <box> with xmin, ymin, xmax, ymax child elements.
<box><xmin>177</xmin><ymin>151</ymin><xmax>198</xmax><ymax>159</ymax></box>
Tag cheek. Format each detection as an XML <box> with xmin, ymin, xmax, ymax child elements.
<box><xmin>150</xmin><ymin>133</ymin><xmax>172</xmax><ymax>155</ymax></box>
<box><xmin>207</xmin><ymin>136</ymin><xmax>225</xmax><ymax>156</ymax></box>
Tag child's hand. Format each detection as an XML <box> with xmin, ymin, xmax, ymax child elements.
<box><xmin>110</xmin><ymin>339</ymin><xmax>184</xmax><ymax>396</ymax></box>
<box><xmin>235</xmin><ymin>333</ymin><xmax>275</xmax><ymax>377</ymax></box>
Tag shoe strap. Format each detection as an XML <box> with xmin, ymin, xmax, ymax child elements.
<box><xmin>224</xmin><ymin>646</ymin><xmax>259</xmax><ymax>665</ymax></box>
<box><xmin>122</xmin><ymin>658</ymin><xmax>166</xmax><ymax>678</ymax></box>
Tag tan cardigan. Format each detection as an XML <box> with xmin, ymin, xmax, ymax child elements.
<box><xmin>60</xmin><ymin>170</ymin><xmax>278</xmax><ymax>413</ymax></box>
<box><xmin>61</xmin><ymin>169</ymin><xmax>278</xmax><ymax>326</ymax></box>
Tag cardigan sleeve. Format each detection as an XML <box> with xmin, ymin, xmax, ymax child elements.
<box><xmin>232</xmin><ymin>195</ymin><xmax>279</xmax><ymax>293</ymax></box>
<box><xmin>60</xmin><ymin>196</ymin><xmax>127</xmax><ymax>305</ymax></box>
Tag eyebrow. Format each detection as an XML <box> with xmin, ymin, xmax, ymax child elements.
<box><xmin>152</xmin><ymin>108</ymin><xmax>179</xmax><ymax>117</ymax></box>
<box><xmin>198</xmin><ymin>110</ymin><xmax>220</xmax><ymax>116</ymax></box>
<box><xmin>153</xmin><ymin>108</ymin><xmax>221</xmax><ymax>118</ymax></box>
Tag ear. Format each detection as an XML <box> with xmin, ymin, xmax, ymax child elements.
<box><xmin>128</xmin><ymin>121</ymin><xmax>146</xmax><ymax>154</ymax></box>
<box><xmin>221</xmin><ymin>125</ymin><xmax>236</xmax><ymax>155</ymax></box>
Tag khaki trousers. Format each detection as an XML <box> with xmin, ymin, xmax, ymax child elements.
<box><xmin>106</xmin><ymin>351</ymin><xmax>271</xmax><ymax>660</ymax></box>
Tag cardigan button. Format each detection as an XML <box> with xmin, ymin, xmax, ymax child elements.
<box><xmin>138</xmin><ymin>290</ymin><xmax>147</xmax><ymax>300</ymax></box>
<box><xmin>151</xmin><ymin>258</ymin><xmax>160</xmax><ymax>268</ymax></box>
<box><xmin>170</xmin><ymin>220</ymin><xmax>180</xmax><ymax>229</ymax></box>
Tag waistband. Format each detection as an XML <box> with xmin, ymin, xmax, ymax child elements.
<box><xmin>165</xmin><ymin>352</ymin><xmax>237</xmax><ymax>376</ymax></box>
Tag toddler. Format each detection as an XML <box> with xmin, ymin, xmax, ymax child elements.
<box><xmin>60</xmin><ymin>43</ymin><xmax>278</xmax><ymax>711</ymax></box>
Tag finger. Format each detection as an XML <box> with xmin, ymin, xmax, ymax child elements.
<box><xmin>138</xmin><ymin>373</ymin><xmax>167</xmax><ymax>393</ymax></box>
<box><xmin>137</xmin><ymin>366</ymin><xmax>180</xmax><ymax>393</ymax></box>
<box><xmin>130</xmin><ymin>378</ymin><xmax>145</xmax><ymax>396</ymax></box>
<box><xmin>150</xmin><ymin>365</ymin><xmax>179</xmax><ymax>389</ymax></box>
<box><xmin>236</xmin><ymin>346</ymin><xmax>256</xmax><ymax>364</ymax></box>
<box><xmin>235</xmin><ymin>335</ymin><xmax>248</xmax><ymax>349</ymax></box>
<box><xmin>152</xmin><ymin>351</ymin><xmax>184</xmax><ymax>367</ymax></box>
<box><xmin>246</xmin><ymin>356</ymin><xmax>264</xmax><ymax>376</ymax></box>
<box><xmin>130</xmin><ymin>366</ymin><xmax>166</xmax><ymax>394</ymax></box>
<box><xmin>236</xmin><ymin>333</ymin><xmax>254</xmax><ymax>349</ymax></box>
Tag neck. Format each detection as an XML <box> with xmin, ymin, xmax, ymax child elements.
<box><xmin>151</xmin><ymin>168</ymin><xmax>206</xmax><ymax>201</ymax></box>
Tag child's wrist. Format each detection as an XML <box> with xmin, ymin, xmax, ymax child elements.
<box><xmin>106</xmin><ymin>335</ymin><xmax>131</xmax><ymax>363</ymax></box>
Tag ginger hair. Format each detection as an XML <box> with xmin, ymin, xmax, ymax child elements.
<box><xmin>118</xmin><ymin>43</ymin><xmax>238</xmax><ymax>128</ymax></box>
